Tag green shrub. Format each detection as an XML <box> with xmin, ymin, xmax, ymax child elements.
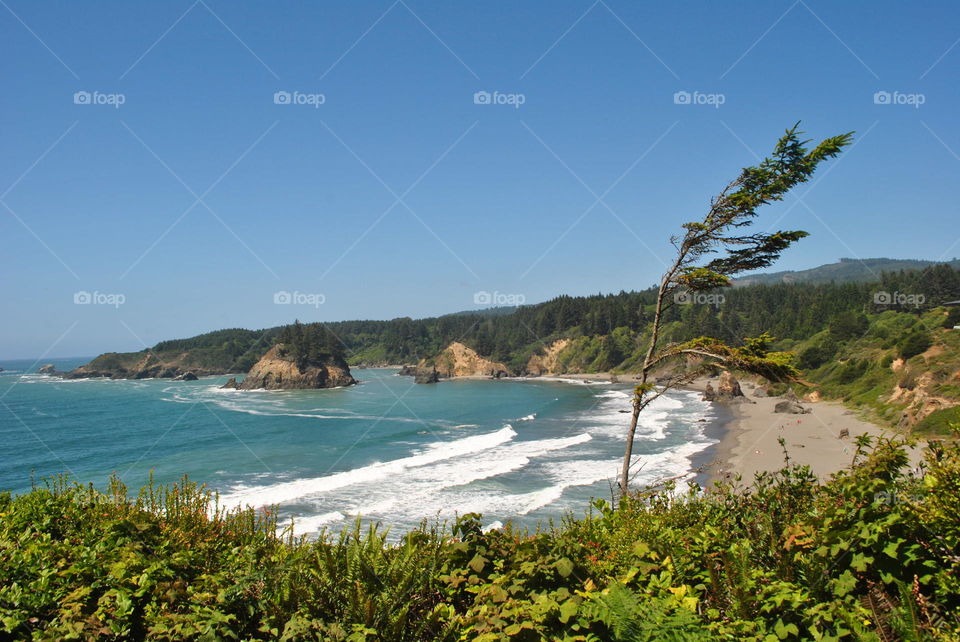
<box><xmin>3</xmin><ymin>440</ymin><xmax>960</xmax><ymax>640</ymax></box>
<box><xmin>899</xmin><ymin>330</ymin><xmax>933</xmax><ymax>360</ymax></box>
<box><xmin>945</xmin><ymin>307</ymin><xmax>960</xmax><ymax>329</ymax></box>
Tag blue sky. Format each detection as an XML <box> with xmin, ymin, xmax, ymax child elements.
<box><xmin>1</xmin><ymin>0</ymin><xmax>958</xmax><ymax>359</ymax></box>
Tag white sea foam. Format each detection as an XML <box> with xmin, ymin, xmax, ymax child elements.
<box><xmin>281</xmin><ymin>510</ymin><xmax>345</xmax><ymax>534</ymax></box>
<box><xmin>219</xmin><ymin>426</ymin><xmax>518</xmax><ymax>508</ymax></box>
<box><xmin>214</xmin><ymin>382</ymin><xmax>717</xmax><ymax>536</ymax></box>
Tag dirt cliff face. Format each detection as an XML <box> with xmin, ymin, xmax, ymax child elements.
<box><xmin>421</xmin><ymin>342</ymin><xmax>511</xmax><ymax>378</ymax></box>
<box><xmin>889</xmin><ymin>369</ymin><xmax>958</xmax><ymax>428</ymax></box>
<box><xmin>233</xmin><ymin>345</ymin><xmax>356</xmax><ymax>390</ymax></box>
<box><xmin>525</xmin><ymin>339</ymin><xmax>571</xmax><ymax>376</ymax></box>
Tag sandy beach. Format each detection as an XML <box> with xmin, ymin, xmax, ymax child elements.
<box><xmin>683</xmin><ymin>377</ymin><xmax>924</xmax><ymax>484</ymax></box>
<box><xmin>535</xmin><ymin>372</ymin><xmax>921</xmax><ymax>484</ymax></box>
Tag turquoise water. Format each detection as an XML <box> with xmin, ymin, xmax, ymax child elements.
<box><xmin>0</xmin><ymin>359</ymin><xmax>717</xmax><ymax>534</ymax></box>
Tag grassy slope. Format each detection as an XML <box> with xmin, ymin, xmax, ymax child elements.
<box><xmin>788</xmin><ymin>309</ymin><xmax>960</xmax><ymax>435</ymax></box>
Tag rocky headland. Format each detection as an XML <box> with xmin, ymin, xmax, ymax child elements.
<box><xmin>399</xmin><ymin>341</ymin><xmax>511</xmax><ymax>384</ymax></box>
<box><xmin>223</xmin><ymin>344</ymin><xmax>356</xmax><ymax>390</ymax></box>
<box><xmin>60</xmin><ymin>352</ymin><xmax>230</xmax><ymax>380</ymax></box>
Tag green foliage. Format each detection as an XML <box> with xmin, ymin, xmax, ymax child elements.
<box><xmin>945</xmin><ymin>307</ymin><xmax>960</xmax><ymax>329</ymax></box>
<box><xmin>670</xmin><ymin>333</ymin><xmax>799</xmax><ymax>382</ymax></box>
<box><xmin>277</xmin><ymin>320</ymin><xmax>348</xmax><ymax>369</ymax></box>
<box><xmin>914</xmin><ymin>407</ymin><xmax>960</xmax><ymax>437</ymax></box>
<box><xmin>829</xmin><ymin>310</ymin><xmax>870</xmax><ymax>341</ymax></box>
<box><xmin>675</xmin><ymin>125</ymin><xmax>851</xmax><ymax>296</ymax></box>
<box><xmin>900</xmin><ymin>330</ymin><xmax>933</xmax><ymax>360</ymax></box>
<box><xmin>5</xmin><ymin>440</ymin><xmax>960</xmax><ymax>640</ymax></box>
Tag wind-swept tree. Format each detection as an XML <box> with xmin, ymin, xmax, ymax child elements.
<box><xmin>620</xmin><ymin>124</ymin><xmax>853</xmax><ymax>493</ymax></box>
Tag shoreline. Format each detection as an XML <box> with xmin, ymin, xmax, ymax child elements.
<box><xmin>464</xmin><ymin>370</ymin><xmax>914</xmax><ymax>485</ymax></box>
<box><xmin>683</xmin><ymin>377</ymin><xmax>919</xmax><ymax>485</ymax></box>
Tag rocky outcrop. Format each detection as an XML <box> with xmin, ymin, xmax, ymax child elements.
<box><xmin>718</xmin><ymin>371</ymin><xmax>744</xmax><ymax>398</ymax></box>
<box><xmin>222</xmin><ymin>377</ymin><xmax>241</xmax><ymax>389</ymax></box>
<box><xmin>775</xmin><ymin>399</ymin><xmax>810</xmax><ymax>414</ymax></box>
<box><xmin>414</xmin><ymin>366</ymin><xmax>440</xmax><ymax>384</ymax></box>
<box><xmin>702</xmin><ymin>382</ymin><xmax>716</xmax><ymax>402</ymax></box>
<box><xmin>889</xmin><ymin>369</ymin><xmax>959</xmax><ymax>428</ymax></box>
<box><xmin>173</xmin><ymin>372</ymin><xmax>198</xmax><ymax>381</ymax></box>
<box><xmin>65</xmin><ymin>352</ymin><xmax>233</xmax><ymax>380</ymax></box>
<box><xmin>38</xmin><ymin>364</ymin><xmax>58</xmax><ymax>375</ymax></box>
<box><xmin>704</xmin><ymin>371</ymin><xmax>751</xmax><ymax>403</ymax></box>
<box><xmin>424</xmin><ymin>342</ymin><xmax>511</xmax><ymax>379</ymax></box>
<box><xmin>228</xmin><ymin>345</ymin><xmax>356</xmax><ymax>390</ymax></box>
<box><xmin>397</xmin><ymin>365</ymin><xmax>418</xmax><ymax>376</ymax></box>
<box><xmin>525</xmin><ymin>339</ymin><xmax>571</xmax><ymax>376</ymax></box>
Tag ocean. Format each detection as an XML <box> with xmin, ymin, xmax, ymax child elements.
<box><xmin>0</xmin><ymin>359</ymin><xmax>718</xmax><ymax>535</ymax></box>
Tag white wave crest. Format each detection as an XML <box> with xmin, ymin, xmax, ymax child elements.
<box><xmin>219</xmin><ymin>426</ymin><xmax>518</xmax><ymax>508</ymax></box>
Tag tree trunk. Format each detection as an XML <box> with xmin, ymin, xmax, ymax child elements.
<box><xmin>620</xmin><ymin>273</ymin><xmax>670</xmax><ymax>494</ymax></box>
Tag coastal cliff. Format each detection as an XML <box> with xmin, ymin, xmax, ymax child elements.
<box><xmin>225</xmin><ymin>344</ymin><xmax>356</xmax><ymax>390</ymax></box>
<box><xmin>409</xmin><ymin>342</ymin><xmax>511</xmax><ymax>383</ymax></box>
<box><xmin>525</xmin><ymin>339</ymin><xmax>571</xmax><ymax>376</ymax></box>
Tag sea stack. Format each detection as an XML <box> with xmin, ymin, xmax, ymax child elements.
<box><xmin>226</xmin><ymin>344</ymin><xmax>356</xmax><ymax>390</ymax></box>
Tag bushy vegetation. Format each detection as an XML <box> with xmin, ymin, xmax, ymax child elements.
<box><xmin>276</xmin><ymin>321</ymin><xmax>348</xmax><ymax>369</ymax></box>
<box><xmin>791</xmin><ymin>307</ymin><xmax>960</xmax><ymax>428</ymax></box>
<box><xmin>150</xmin><ymin>328</ymin><xmax>281</xmax><ymax>373</ymax></box>
<box><xmin>3</xmin><ymin>437</ymin><xmax>960</xmax><ymax>640</ymax></box>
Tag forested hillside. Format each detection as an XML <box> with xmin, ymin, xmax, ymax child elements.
<box><xmin>75</xmin><ymin>264</ymin><xmax>960</xmax><ymax>398</ymax></box>
<box><xmin>734</xmin><ymin>257</ymin><xmax>960</xmax><ymax>286</ymax></box>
